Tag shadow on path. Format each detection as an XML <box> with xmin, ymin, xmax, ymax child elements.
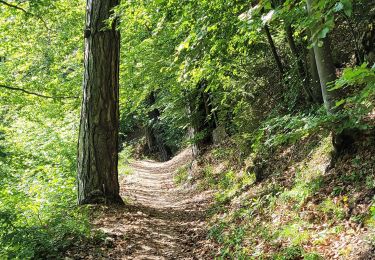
<box><xmin>65</xmin><ymin>148</ymin><xmax>215</xmax><ymax>259</ymax></box>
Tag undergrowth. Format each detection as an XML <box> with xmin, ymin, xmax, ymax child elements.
<box><xmin>119</xmin><ymin>146</ymin><xmax>135</xmax><ymax>176</ymax></box>
<box><xmin>192</xmin><ymin>73</ymin><xmax>375</xmax><ymax>258</ymax></box>
<box><xmin>0</xmin><ymin>112</ymin><xmax>92</xmax><ymax>259</ymax></box>
<box><xmin>174</xmin><ymin>164</ymin><xmax>190</xmax><ymax>185</ymax></box>
<box><xmin>203</xmin><ymin>132</ymin><xmax>375</xmax><ymax>258</ymax></box>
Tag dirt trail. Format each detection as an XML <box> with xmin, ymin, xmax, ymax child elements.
<box><xmin>73</xmin><ymin>149</ymin><xmax>214</xmax><ymax>259</ymax></box>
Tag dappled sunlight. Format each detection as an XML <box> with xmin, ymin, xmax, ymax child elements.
<box><xmin>65</xmin><ymin>148</ymin><xmax>215</xmax><ymax>259</ymax></box>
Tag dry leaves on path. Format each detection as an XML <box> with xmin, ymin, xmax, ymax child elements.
<box><xmin>65</xmin><ymin>148</ymin><xmax>215</xmax><ymax>260</ymax></box>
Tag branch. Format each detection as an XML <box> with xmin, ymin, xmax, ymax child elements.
<box><xmin>0</xmin><ymin>84</ymin><xmax>79</xmax><ymax>99</ymax></box>
<box><xmin>0</xmin><ymin>0</ymin><xmax>50</xmax><ymax>30</ymax></box>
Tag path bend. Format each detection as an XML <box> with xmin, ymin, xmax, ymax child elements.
<box><xmin>89</xmin><ymin>148</ymin><xmax>214</xmax><ymax>259</ymax></box>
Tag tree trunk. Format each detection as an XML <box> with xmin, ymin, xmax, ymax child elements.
<box><xmin>285</xmin><ymin>24</ymin><xmax>316</xmax><ymax>103</ymax></box>
<box><xmin>187</xmin><ymin>80</ymin><xmax>216</xmax><ymax>156</ymax></box>
<box><xmin>308</xmin><ymin>47</ymin><xmax>323</xmax><ymax>103</ymax></box>
<box><xmin>144</xmin><ymin>91</ymin><xmax>172</xmax><ymax>162</ymax></box>
<box><xmin>306</xmin><ymin>0</ymin><xmax>357</xmax><ymax>157</ymax></box>
<box><xmin>77</xmin><ymin>0</ymin><xmax>123</xmax><ymax>205</ymax></box>
<box><xmin>285</xmin><ymin>24</ymin><xmax>306</xmax><ymax>79</ymax></box>
<box><xmin>264</xmin><ymin>24</ymin><xmax>284</xmax><ymax>76</ymax></box>
<box><xmin>306</xmin><ymin>0</ymin><xmax>337</xmax><ymax>113</ymax></box>
<box><xmin>362</xmin><ymin>21</ymin><xmax>375</xmax><ymax>65</ymax></box>
<box><xmin>312</xmin><ymin>39</ymin><xmax>337</xmax><ymax>112</ymax></box>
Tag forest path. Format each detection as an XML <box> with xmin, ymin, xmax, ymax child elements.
<box><xmin>89</xmin><ymin>149</ymin><xmax>214</xmax><ymax>259</ymax></box>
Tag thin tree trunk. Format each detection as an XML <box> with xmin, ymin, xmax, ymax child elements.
<box><xmin>306</xmin><ymin>0</ymin><xmax>337</xmax><ymax>113</ymax></box>
<box><xmin>264</xmin><ymin>24</ymin><xmax>284</xmax><ymax>76</ymax></box>
<box><xmin>285</xmin><ymin>24</ymin><xmax>306</xmax><ymax>79</ymax></box>
<box><xmin>77</xmin><ymin>0</ymin><xmax>123</xmax><ymax>205</ymax></box>
<box><xmin>306</xmin><ymin>0</ymin><xmax>357</xmax><ymax>157</ymax></box>
<box><xmin>285</xmin><ymin>24</ymin><xmax>316</xmax><ymax>102</ymax></box>
<box><xmin>187</xmin><ymin>80</ymin><xmax>215</xmax><ymax>156</ymax></box>
<box><xmin>145</xmin><ymin>91</ymin><xmax>172</xmax><ymax>162</ymax></box>
<box><xmin>308</xmin><ymin>47</ymin><xmax>323</xmax><ymax>103</ymax></box>
<box><xmin>314</xmin><ymin>40</ymin><xmax>337</xmax><ymax>112</ymax></box>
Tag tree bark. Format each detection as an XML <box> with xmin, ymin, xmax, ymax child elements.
<box><xmin>362</xmin><ymin>21</ymin><xmax>375</xmax><ymax>65</ymax></box>
<box><xmin>313</xmin><ymin>39</ymin><xmax>337</xmax><ymax>112</ymax></box>
<box><xmin>306</xmin><ymin>0</ymin><xmax>337</xmax><ymax>113</ymax></box>
<box><xmin>77</xmin><ymin>0</ymin><xmax>123</xmax><ymax>205</ymax></box>
<box><xmin>264</xmin><ymin>24</ymin><xmax>284</xmax><ymax>76</ymax></box>
<box><xmin>308</xmin><ymin>47</ymin><xmax>323</xmax><ymax>103</ymax></box>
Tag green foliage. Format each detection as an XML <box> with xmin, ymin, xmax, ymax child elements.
<box><xmin>112</xmin><ymin>0</ymin><xmax>372</xmax><ymax>163</ymax></box>
<box><xmin>273</xmin><ymin>246</ymin><xmax>304</xmax><ymax>260</ymax></box>
<box><xmin>307</xmin><ymin>0</ymin><xmax>354</xmax><ymax>44</ymax></box>
<box><xmin>208</xmin><ymin>222</ymin><xmax>247</xmax><ymax>259</ymax></box>
<box><xmin>272</xmin><ymin>245</ymin><xmax>323</xmax><ymax>259</ymax></box>
<box><xmin>318</xmin><ymin>199</ymin><xmax>346</xmax><ymax>221</ymax></box>
<box><xmin>0</xmin><ymin>1</ymin><xmax>90</xmax><ymax>257</ymax></box>
<box><xmin>0</xmin><ymin>207</ymin><xmax>90</xmax><ymax>259</ymax></box>
<box><xmin>174</xmin><ymin>165</ymin><xmax>190</xmax><ymax>185</ymax></box>
<box><xmin>277</xmin><ymin>221</ymin><xmax>310</xmax><ymax>244</ymax></box>
<box><xmin>119</xmin><ymin>146</ymin><xmax>135</xmax><ymax>176</ymax></box>
<box><xmin>198</xmin><ymin>166</ymin><xmax>216</xmax><ymax>190</ymax></box>
<box><xmin>0</xmin><ymin>115</ymin><xmax>91</xmax><ymax>258</ymax></box>
<box><xmin>250</xmin><ymin>64</ymin><xmax>374</xmax><ymax>152</ymax></box>
<box><xmin>330</xmin><ymin>65</ymin><xmax>375</xmax><ymax>132</ymax></box>
<box><xmin>369</xmin><ymin>201</ymin><xmax>375</xmax><ymax>222</ymax></box>
<box><xmin>1</xmin><ymin>0</ymin><xmax>373</xmax><ymax>258</ymax></box>
<box><xmin>212</xmin><ymin>146</ymin><xmax>234</xmax><ymax>160</ymax></box>
<box><xmin>0</xmin><ymin>0</ymin><xmax>84</xmax><ymax>102</ymax></box>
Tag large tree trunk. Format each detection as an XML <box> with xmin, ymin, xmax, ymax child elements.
<box><xmin>77</xmin><ymin>0</ymin><xmax>123</xmax><ymax>205</ymax></box>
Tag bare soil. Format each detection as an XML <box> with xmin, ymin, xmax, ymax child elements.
<box><xmin>65</xmin><ymin>149</ymin><xmax>215</xmax><ymax>259</ymax></box>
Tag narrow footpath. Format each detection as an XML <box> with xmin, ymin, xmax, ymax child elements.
<box><xmin>67</xmin><ymin>149</ymin><xmax>215</xmax><ymax>259</ymax></box>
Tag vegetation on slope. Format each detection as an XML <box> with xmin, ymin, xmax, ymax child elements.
<box><xmin>176</xmin><ymin>132</ymin><xmax>375</xmax><ymax>259</ymax></box>
<box><xmin>0</xmin><ymin>0</ymin><xmax>374</xmax><ymax>258</ymax></box>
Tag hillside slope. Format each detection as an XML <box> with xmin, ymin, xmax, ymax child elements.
<box><xmin>184</xmin><ymin>134</ymin><xmax>375</xmax><ymax>259</ymax></box>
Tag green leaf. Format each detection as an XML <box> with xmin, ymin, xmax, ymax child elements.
<box><xmin>318</xmin><ymin>27</ymin><xmax>330</xmax><ymax>39</ymax></box>
<box><xmin>335</xmin><ymin>99</ymin><xmax>346</xmax><ymax>107</ymax></box>
<box><xmin>340</xmin><ymin>0</ymin><xmax>352</xmax><ymax>16</ymax></box>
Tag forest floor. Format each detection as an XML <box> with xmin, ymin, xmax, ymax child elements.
<box><xmin>65</xmin><ymin>148</ymin><xmax>215</xmax><ymax>259</ymax></box>
<box><xmin>63</xmin><ymin>137</ymin><xmax>375</xmax><ymax>259</ymax></box>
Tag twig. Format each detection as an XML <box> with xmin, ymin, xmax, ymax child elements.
<box><xmin>0</xmin><ymin>84</ymin><xmax>79</xmax><ymax>99</ymax></box>
<box><xmin>0</xmin><ymin>0</ymin><xmax>50</xmax><ymax>30</ymax></box>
